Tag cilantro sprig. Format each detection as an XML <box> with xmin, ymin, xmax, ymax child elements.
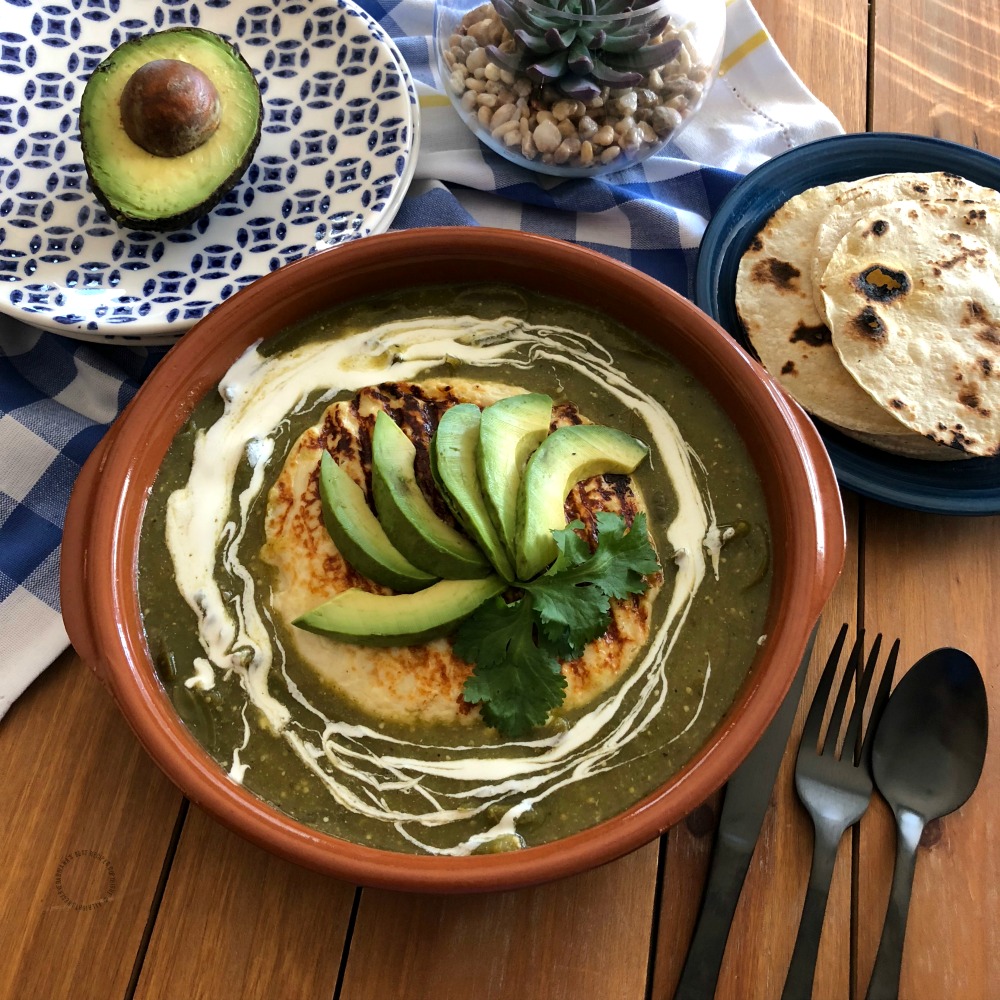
<box><xmin>454</xmin><ymin>511</ymin><xmax>660</xmax><ymax>738</ymax></box>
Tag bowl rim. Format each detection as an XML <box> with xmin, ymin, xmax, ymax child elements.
<box><xmin>61</xmin><ymin>227</ymin><xmax>844</xmax><ymax>892</ymax></box>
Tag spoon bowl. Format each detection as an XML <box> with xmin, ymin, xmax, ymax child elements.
<box><xmin>866</xmin><ymin>648</ymin><xmax>989</xmax><ymax>1000</ymax></box>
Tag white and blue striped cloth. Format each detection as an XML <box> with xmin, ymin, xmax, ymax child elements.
<box><xmin>0</xmin><ymin>0</ymin><xmax>841</xmax><ymax>717</ymax></box>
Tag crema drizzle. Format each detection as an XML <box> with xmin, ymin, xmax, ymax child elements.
<box><xmin>165</xmin><ymin>315</ymin><xmax>718</xmax><ymax>854</ymax></box>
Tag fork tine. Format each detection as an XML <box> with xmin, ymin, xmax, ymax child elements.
<box><xmin>841</xmin><ymin>633</ymin><xmax>883</xmax><ymax>763</ymax></box>
<box><xmin>821</xmin><ymin>630</ymin><xmax>866</xmax><ymax>755</ymax></box>
<box><xmin>802</xmin><ymin>623</ymin><xmax>850</xmax><ymax>749</ymax></box>
<box><xmin>860</xmin><ymin>638</ymin><xmax>900</xmax><ymax>769</ymax></box>
<box><xmin>783</xmin><ymin>626</ymin><xmax>890</xmax><ymax>1000</ymax></box>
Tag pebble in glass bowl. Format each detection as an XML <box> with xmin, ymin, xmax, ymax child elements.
<box><xmin>435</xmin><ymin>0</ymin><xmax>725</xmax><ymax>178</ymax></box>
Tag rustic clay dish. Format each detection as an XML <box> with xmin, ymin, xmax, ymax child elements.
<box><xmin>60</xmin><ymin>227</ymin><xmax>844</xmax><ymax>893</ymax></box>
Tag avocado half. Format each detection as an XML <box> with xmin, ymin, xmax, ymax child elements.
<box><xmin>79</xmin><ymin>27</ymin><xmax>262</xmax><ymax>232</ymax></box>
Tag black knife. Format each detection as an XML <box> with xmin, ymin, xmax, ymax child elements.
<box><xmin>672</xmin><ymin>624</ymin><xmax>818</xmax><ymax>1000</ymax></box>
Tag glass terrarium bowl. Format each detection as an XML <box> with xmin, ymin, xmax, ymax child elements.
<box><xmin>434</xmin><ymin>0</ymin><xmax>725</xmax><ymax>178</ymax></box>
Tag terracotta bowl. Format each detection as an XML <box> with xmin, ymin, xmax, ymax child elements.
<box><xmin>61</xmin><ymin>227</ymin><xmax>844</xmax><ymax>893</ymax></box>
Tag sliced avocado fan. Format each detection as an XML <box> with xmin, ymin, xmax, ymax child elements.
<box><xmin>294</xmin><ymin>395</ymin><xmax>652</xmax><ymax>647</ymax></box>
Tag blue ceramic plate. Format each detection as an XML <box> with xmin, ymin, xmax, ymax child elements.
<box><xmin>0</xmin><ymin>0</ymin><xmax>419</xmax><ymax>345</ymax></box>
<box><xmin>695</xmin><ymin>131</ymin><xmax>1000</xmax><ymax>516</ymax></box>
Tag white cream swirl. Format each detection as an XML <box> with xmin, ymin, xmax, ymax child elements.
<box><xmin>165</xmin><ymin>315</ymin><xmax>716</xmax><ymax>854</ymax></box>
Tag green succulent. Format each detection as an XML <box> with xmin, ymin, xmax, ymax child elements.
<box><xmin>486</xmin><ymin>0</ymin><xmax>681</xmax><ymax>101</ymax></box>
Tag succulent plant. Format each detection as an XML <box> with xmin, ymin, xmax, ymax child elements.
<box><xmin>486</xmin><ymin>0</ymin><xmax>681</xmax><ymax>101</ymax></box>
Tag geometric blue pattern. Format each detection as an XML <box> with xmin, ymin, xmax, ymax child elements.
<box><xmin>0</xmin><ymin>0</ymin><xmax>418</xmax><ymax>342</ymax></box>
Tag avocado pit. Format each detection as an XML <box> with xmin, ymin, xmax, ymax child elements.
<box><xmin>120</xmin><ymin>58</ymin><xmax>221</xmax><ymax>157</ymax></box>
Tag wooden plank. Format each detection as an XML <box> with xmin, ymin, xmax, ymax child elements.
<box><xmin>339</xmin><ymin>842</ymin><xmax>659</xmax><ymax>1000</ymax></box>
<box><xmin>858</xmin><ymin>504</ymin><xmax>1000</xmax><ymax>999</ymax></box>
<box><xmin>859</xmin><ymin>3</ymin><xmax>1000</xmax><ymax>996</ymax></box>
<box><xmin>753</xmin><ymin>0</ymin><xmax>869</xmax><ymax>132</ymax></box>
<box><xmin>872</xmin><ymin>0</ymin><xmax>1000</xmax><ymax>152</ymax></box>
<box><xmin>0</xmin><ymin>650</ymin><xmax>183</xmax><ymax>1000</ymax></box>
<box><xmin>132</xmin><ymin>805</ymin><xmax>357</xmax><ymax>1000</ymax></box>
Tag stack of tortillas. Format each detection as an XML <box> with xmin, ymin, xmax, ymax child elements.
<box><xmin>735</xmin><ymin>171</ymin><xmax>1000</xmax><ymax>459</ymax></box>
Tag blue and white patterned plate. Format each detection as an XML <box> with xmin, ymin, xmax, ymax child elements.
<box><xmin>0</xmin><ymin>0</ymin><xmax>419</xmax><ymax>344</ymax></box>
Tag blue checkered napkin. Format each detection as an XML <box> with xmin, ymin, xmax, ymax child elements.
<box><xmin>0</xmin><ymin>319</ymin><xmax>163</xmax><ymax>715</ymax></box>
<box><xmin>0</xmin><ymin>0</ymin><xmax>843</xmax><ymax>719</ymax></box>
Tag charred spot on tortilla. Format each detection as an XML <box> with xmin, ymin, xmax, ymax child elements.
<box><xmin>789</xmin><ymin>322</ymin><xmax>831</xmax><ymax>347</ymax></box>
<box><xmin>752</xmin><ymin>257</ymin><xmax>800</xmax><ymax>290</ymax></box>
<box><xmin>551</xmin><ymin>399</ymin><xmax>585</xmax><ymax>427</ymax></box>
<box><xmin>967</xmin><ymin>208</ymin><xmax>988</xmax><ymax>223</ymax></box>
<box><xmin>869</xmin><ymin>219</ymin><xmax>889</xmax><ymax>236</ymax></box>
<box><xmin>749</xmin><ymin>235</ymin><xmax>763</xmax><ymax>252</ymax></box>
<box><xmin>853</xmin><ymin>306</ymin><xmax>887</xmax><ymax>341</ymax></box>
<box><xmin>853</xmin><ymin>265</ymin><xmax>911</xmax><ymax>302</ymax></box>
<box><xmin>980</xmin><ymin>357</ymin><xmax>994</xmax><ymax>376</ymax></box>
<box><xmin>943</xmin><ymin>426</ymin><xmax>987</xmax><ymax>453</ymax></box>
<box><xmin>781</xmin><ymin>360</ymin><xmax>796</xmax><ymax>375</ymax></box>
<box><xmin>959</xmin><ymin>386</ymin><xmax>982</xmax><ymax>410</ymax></box>
<box><xmin>890</xmin><ymin>398</ymin><xmax>906</xmax><ymax>410</ymax></box>
<box><xmin>962</xmin><ymin>300</ymin><xmax>1000</xmax><ymax>345</ymax></box>
<box><xmin>936</xmin><ymin>244</ymin><xmax>990</xmax><ymax>271</ymax></box>
<box><xmin>957</xmin><ymin>382</ymin><xmax>991</xmax><ymax>417</ymax></box>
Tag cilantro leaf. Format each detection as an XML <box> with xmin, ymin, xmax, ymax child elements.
<box><xmin>548</xmin><ymin>517</ymin><xmax>592</xmax><ymax>568</ymax></box>
<box><xmin>526</xmin><ymin>571</ymin><xmax>611</xmax><ymax>660</ymax></box>
<box><xmin>526</xmin><ymin>512</ymin><xmax>660</xmax><ymax>656</ymax></box>
<box><xmin>454</xmin><ymin>595</ymin><xmax>566</xmax><ymax>739</ymax></box>
<box><xmin>551</xmin><ymin>511</ymin><xmax>660</xmax><ymax>598</ymax></box>
<box><xmin>451</xmin><ymin>512</ymin><xmax>660</xmax><ymax>739</ymax></box>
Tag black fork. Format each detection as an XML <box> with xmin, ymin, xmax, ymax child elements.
<box><xmin>780</xmin><ymin>624</ymin><xmax>899</xmax><ymax>1000</ymax></box>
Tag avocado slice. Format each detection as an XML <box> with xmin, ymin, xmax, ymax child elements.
<box><xmin>431</xmin><ymin>404</ymin><xmax>516</xmax><ymax>581</ymax></box>
<box><xmin>477</xmin><ymin>393</ymin><xmax>553</xmax><ymax>560</ymax></box>
<box><xmin>371</xmin><ymin>411</ymin><xmax>492</xmax><ymax>580</ymax></box>
<box><xmin>79</xmin><ymin>27</ymin><xmax>262</xmax><ymax>231</ymax></box>
<box><xmin>318</xmin><ymin>452</ymin><xmax>437</xmax><ymax>593</ymax></box>
<box><xmin>515</xmin><ymin>424</ymin><xmax>650</xmax><ymax>580</ymax></box>
<box><xmin>293</xmin><ymin>576</ymin><xmax>505</xmax><ymax>646</ymax></box>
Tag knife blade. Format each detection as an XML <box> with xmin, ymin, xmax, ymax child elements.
<box><xmin>672</xmin><ymin>623</ymin><xmax>819</xmax><ymax>1000</ymax></box>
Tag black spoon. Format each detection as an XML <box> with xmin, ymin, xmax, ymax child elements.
<box><xmin>865</xmin><ymin>648</ymin><xmax>989</xmax><ymax>1000</ymax></box>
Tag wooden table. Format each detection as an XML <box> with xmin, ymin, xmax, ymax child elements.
<box><xmin>3</xmin><ymin>2</ymin><xmax>999</xmax><ymax>997</ymax></box>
